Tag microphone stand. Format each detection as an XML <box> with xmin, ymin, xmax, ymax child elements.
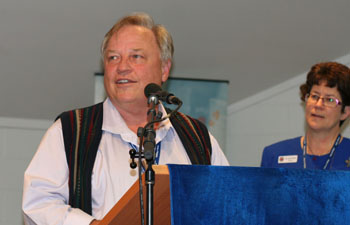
<box><xmin>129</xmin><ymin>93</ymin><xmax>182</xmax><ymax>225</ymax></box>
<box><xmin>143</xmin><ymin>95</ymin><xmax>158</xmax><ymax>225</ymax></box>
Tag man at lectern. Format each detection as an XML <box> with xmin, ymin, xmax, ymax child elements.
<box><xmin>261</xmin><ymin>62</ymin><xmax>350</xmax><ymax>170</ymax></box>
<box><xmin>22</xmin><ymin>12</ymin><xmax>228</xmax><ymax>225</ymax></box>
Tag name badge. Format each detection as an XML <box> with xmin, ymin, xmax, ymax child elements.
<box><xmin>278</xmin><ymin>155</ymin><xmax>298</xmax><ymax>164</ymax></box>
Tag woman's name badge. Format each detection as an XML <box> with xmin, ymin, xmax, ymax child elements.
<box><xmin>278</xmin><ymin>155</ymin><xmax>298</xmax><ymax>164</ymax></box>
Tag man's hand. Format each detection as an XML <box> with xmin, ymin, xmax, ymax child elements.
<box><xmin>90</xmin><ymin>219</ymin><xmax>101</xmax><ymax>225</ymax></box>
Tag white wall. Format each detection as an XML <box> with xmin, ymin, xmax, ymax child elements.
<box><xmin>225</xmin><ymin>54</ymin><xmax>350</xmax><ymax>166</ymax></box>
<box><xmin>0</xmin><ymin>118</ymin><xmax>51</xmax><ymax>225</ymax></box>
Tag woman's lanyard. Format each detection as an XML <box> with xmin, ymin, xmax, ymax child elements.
<box><xmin>129</xmin><ymin>142</ymin><xmax>162</xmax><ymax>171</ymax></box>
<box><xmin>302</xmin><ymin>134</ymin><xmax>341</xmax><ymax>169</ymax></box>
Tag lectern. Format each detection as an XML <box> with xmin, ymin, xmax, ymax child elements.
<box><xmin>99</xmin><ymin>165</ymin><xmax>350</xmax><ymax>225</ymax></box>
<box><xmin>99</xmin><ymin>165</ymin><xmax>171</xmax><ymax>225</ymax></box>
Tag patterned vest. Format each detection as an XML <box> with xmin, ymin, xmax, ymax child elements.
<box><xmin>58</xmin><ymin>102</ymin><xmax>212</xmax><ymax>215</ymax></box>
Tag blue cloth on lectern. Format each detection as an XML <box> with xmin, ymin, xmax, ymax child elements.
<box><xmin>167</xmin><ymin>164</ymin><xmax>350</xmax><ymax>225</ymax></box>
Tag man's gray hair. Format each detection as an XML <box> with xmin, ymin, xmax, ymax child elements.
<box><xmin>101</xmin><ymin>12</ymin><xmax>174</xmax><ymax>63</ymax></box>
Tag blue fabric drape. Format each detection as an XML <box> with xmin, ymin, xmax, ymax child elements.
<box><xmin>168</xmin><ymin>164</ymin><xmax>350</xmax><ymax>225</ymax></box>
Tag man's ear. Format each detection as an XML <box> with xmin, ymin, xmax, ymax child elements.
<box><xmin>161</xmin><ymin>60</ymin><xmax>171</xmax><ymax>83</ymax></box>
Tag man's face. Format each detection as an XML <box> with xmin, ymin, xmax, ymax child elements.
<box><xmin>103</xmin><ymin>25</ymin><xmax>170</xmax><ymax>109</ymax></box>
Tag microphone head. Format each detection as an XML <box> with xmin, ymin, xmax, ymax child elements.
<box><xmin>144</xmin><ymin>83</ymin><xmax>162</xmax><ymax>98</ymax></box>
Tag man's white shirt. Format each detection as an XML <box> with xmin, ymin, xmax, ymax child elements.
<box><xmin>22</xmin><ymin>98</ymin><xmax>229</xmax><ymax>225</ymax></box>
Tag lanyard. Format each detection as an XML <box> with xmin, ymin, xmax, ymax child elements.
<box><xmin>303</xmin><ymin>134</ymin><xmax>341</xmax><ymax>170</ymax></box>
<box><xmin>129</xmin><ymin>141</ymin><xmax>162</xmax><ymax>171</ymax></box>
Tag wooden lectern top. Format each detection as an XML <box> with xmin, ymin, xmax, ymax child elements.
<box><xmin>100</xmin><ymin>165</ymin><xmax>171</xmax><ymax>225</ymax></box>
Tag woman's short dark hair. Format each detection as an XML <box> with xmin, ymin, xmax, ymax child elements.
<box><xmin>300</xmin><ymin>62</ymin><xmax>350</xmax><ymax>110</ymax></box>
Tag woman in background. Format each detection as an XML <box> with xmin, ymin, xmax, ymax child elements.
<box><xmin>261</xmin><ymin>62</ymin><xmax>350</xmax><ymax>170</ymax></box>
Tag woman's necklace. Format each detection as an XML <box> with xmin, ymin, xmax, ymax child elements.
<box><xmin>302</xmin><ymin>134</ymin><xmax>341</xmax><ymax>169</ymax></box>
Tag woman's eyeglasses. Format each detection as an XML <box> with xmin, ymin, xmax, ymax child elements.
<box><xmin>305</xmin><ymin>93</ymin><xmax>342</xmax><ymax>108</ymax></box>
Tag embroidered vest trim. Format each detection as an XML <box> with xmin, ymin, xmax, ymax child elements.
<box><xmin>57</xmin><ymin>102</ymin><xmax>103</xmax><ymax>215</ymax></box>
<box><xmin>167</xmin><ymin>108</ymin><xmax>211</xmax><ymax>165</ymax></box>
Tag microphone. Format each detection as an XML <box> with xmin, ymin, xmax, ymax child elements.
<box><xmin>144</xmin><ymin>83</ymin><xmax>182</xmax><ymax>105</ymax></box>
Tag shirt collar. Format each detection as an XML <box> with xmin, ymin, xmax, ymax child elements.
<box><xmin>102</xmin><ymin>98</ymin><xmax>175</xmax><ymax>143</ymax></box>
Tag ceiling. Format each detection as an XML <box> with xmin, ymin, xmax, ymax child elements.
<box><xmin>1</xmin><ymin>0</ymin><xmax>350</xmax><ymax>120</ymax></box>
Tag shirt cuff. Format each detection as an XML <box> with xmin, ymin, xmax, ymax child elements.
<box><xmin>64</xmin><ymin>208</ymin><xmax>95</xmax><ymax>225</ymax></box>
